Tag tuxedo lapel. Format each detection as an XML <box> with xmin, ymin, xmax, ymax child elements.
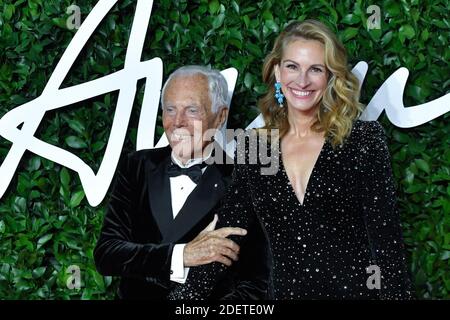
<box><xmin>147</xmin><ymin>155</ymin><xmax>173</xmax><ymax>239</ymax></box>
<box><xmin>162</xmin><ymin>164</ymin><xmax>227</xmax><ymax>243</ymax></box>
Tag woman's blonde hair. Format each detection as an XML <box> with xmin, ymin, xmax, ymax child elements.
<box><xmin>259</xmin><ymin>19</ymin><xmax>363</xmax><ymax>147</ymax></box>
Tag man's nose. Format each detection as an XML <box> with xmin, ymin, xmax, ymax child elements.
<box><xmin>174</xmin><ymin>111</ymin><xmax>186</xmax><ymax>127</ymax></box>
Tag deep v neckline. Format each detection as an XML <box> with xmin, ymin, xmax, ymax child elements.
<box><xmin>280</xmin><ymin>138</ymin><xmax>327</xmax><ymax>206</ymax></box>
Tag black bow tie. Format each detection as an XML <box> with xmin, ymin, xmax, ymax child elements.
<box><xmin>167</xmin><ymin>162</ymin><xmax>207</xmax><ymax>184</ymax></box>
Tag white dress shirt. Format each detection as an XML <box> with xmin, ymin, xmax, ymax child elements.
<box><xmin>169</xmin><ymin>150</ymin><xmax>211</xmax><ymax>284</ymax></box>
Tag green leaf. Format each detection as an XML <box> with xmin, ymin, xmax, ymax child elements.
<box><xmin>65</xmin><ymin>136</ymin><xmax>87</xmax><ymax>149</ymax></box>
<box><xmin>408</xmin><ymin>140</ymin><xmax>426</xmax><ymax>155</ymax></box>
<box><xmin>405</xmin><ymin>184</ymin><xmax>424</xmax><ymax>193</ymax></box>
<box><xmin>341</xmin><ymin>14</ymin><xmax>360</xmax><ymax>25</ymax></box>
<box><xmin>32</xmin><ymin>267</ymin><xmax>46</xmax><ymax>279</ymax></box>
<box><xmin>381</xmin><ymin>31</ymin><xmax>393</xmax><ymax>46</ymax></box>
<box><xmin>104</xmin><ymin>276</ymin><xmax>113</xmax><ymax>288</ymax></box>
<box><xmin>415</xmin><ymin>159</ymin><xmax>430</xmax><ymax>174</ymax></box>
<box><xmin>405</xmin><ymin>168</ymin><xmax>414</xmax><ymax>185</ymax></box>
<box><xmin>69</xmin><ymin>190</ymin><xmax>85</xmax><ymax>208</ymax></box>
<box><xmin>37</xmin><ymin>234</ymin><xmax>53</xmax><ymax>249</ymax></box>
<box><xmin>3</xmin><ymin>4</ymin><xmax>15</xmax><ymax>21</ymax></box>
<box><xmin>17</xmin><ymin>175</ymin><xmax>30</xmax><ymax>195</ymax></box>
<box><xmin>246</xmin><ymin>42</ymin><xmax>262</xmax><ymax>56</ymax></box>
<box><xmin>180</xmin><ymin>13</ymin><xmax>190</xmax><ymax>26</ymax></box>
<box><xmin>262</xmin><ymin>10</ymin><xmax>273</xmax><ymax>21</ymax></box>
<box><xmin>92</xmin><ymin>271</ymin><xmax>105</xmax><ymax>289</ymax></box>
<box><xmin>91</xmin><ymin>141</ymin><xmax>106</xmax><ymax>153</ymax></box>
<box><xmin>67</xmin><ymin>120</ymin><xmax>85</xmax><ymax>135</ymax></box>
<box><xmin>27</xmin><ymin>157</ymin><xmax>41</xmax><ymax>171</ymax></box>
<box><xmin>228</xmin><ymin>38</ymin><xmax>242</xmax><ymax>49</ymax></box>
<box><xmin>392</xmin><ymin>130</ymin><xmax>410</xmax><ymax>143</ymax></box>
<box><xmin>16</xmin><ymin>235</ymin><xmax>34</xmax><ymax>250</ymax></box>
<box><xmin>368</xmin><ymin>28</ymin><xmax>382</xmax><ymax>41</ymax></box>
<box><xmin>244</xmin><ymin>73</ymin><xmax>253</xmax><ymax>89</ymax></box>
<box><xmin>231</xmin><ymin>1</ymin><xmax>239</xmax><ymax>14</ymax></box>
<box><xmin>211</xmin><ymin>13</ymin><xmax>225</xmax><ymax>29</ymax></box>
<box><xmin>81</xmin><ymin>289</ymin><xmax>92</xmax><ymax>300</ymax></box>
<box><xmin>29</xmin><ymin>190</ymin><xmax>40</xmax><ymax>200</ymax></box>
<box><xmin>421</xmin><ymin>29</ymin><xmax>429</xmax><ymax>41</ymax></box>
<box><xmin>14</xmin><ymin>196</ymin><xmax>27</xmax><ymax>213</ymax></box>
<box><xmin>264</xmin><ymin>20</ymin><xmax>279</xmax><ymax>34</ymax></box>
<box><xmin>60</xmin><ymin>168</ymin><xmax>70</xmax><ymax>187</ymax></box>
<box><xmin>440</xmin><ymin>251</ymin><xmax>450</xmax><ymax>261</ymax></box>
<box><xmin>342</xmin><ymin>27</ymin><xmax>359</xmax><ymax>42</ymax></box>
<box><xmin>254</xmin><ymin>85</ymin><xmax>266</xmax><ymax>94</ymax></box>
<box><xmin>408</xmin><ymin>85</ymin><xmax>431</xmax><ymax>101</ymax></box>
<box><xmin>399</xmin><ymin>25</ymin><xmax>416</xmax><ymax>42</ymax></box>
<box><xmin>107</xmin><ymin>16</ymin><xmax>115</xmax><ymax>31</ymax></box>
<box><xmin>386</xmin><ymin>2</ymin><xmax>401</xmax><ymax>17</ymax></box>
<box><xmin>208</xmin><ymin>0</ymin><xmax>220</xmax><ymax>14</ymax></box>
<box><xmin>52</xmin><ymin>18</ymin><xmax>68</xmax><ymax>29</ymax></box>
<box><xmin>242</xmin><ymin>15</ymin><xmax>250</xmax><ymax>28</ymax></box>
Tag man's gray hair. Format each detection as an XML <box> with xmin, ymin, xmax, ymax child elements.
<box><xmin>161</xmin><ymin>65</ymin><xmax>229</xmax><ymax>114</ymax></box>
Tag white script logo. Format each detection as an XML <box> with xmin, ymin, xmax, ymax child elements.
<box><xmin>0</xmin><ymin>0</ymin><xmax>448</xmax><ymax>207</ymax></box>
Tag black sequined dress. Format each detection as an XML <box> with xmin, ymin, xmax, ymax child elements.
<box><xmin>169</xmin><ymin>120</ymin><xmax>413</xmax><ymax>300</ymax></box>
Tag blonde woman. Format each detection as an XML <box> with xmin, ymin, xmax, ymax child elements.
<box><xmin>169</xmin><ymin>20</ymin><xmax>412</xmax><ymax>300</ymax></box>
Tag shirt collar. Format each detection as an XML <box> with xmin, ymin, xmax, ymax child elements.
<box><xmin>171</xmin><ymin>144</ymin><xmax>213</xmax><ymax>169</ymax></box>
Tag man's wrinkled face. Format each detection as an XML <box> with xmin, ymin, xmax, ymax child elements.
<box><xmin>162</xmin><ymin>74</ymin><xmax>226</xmax><ymax>162</ymax></box>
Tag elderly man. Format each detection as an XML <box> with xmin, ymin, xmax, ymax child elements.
<box><xmin>94</xmin><ymin>66</ymin><xmax>271</xmax><ymax>299</ymax></box>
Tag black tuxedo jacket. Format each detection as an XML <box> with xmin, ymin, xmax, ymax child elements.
<box><xmin>94</xmin><ymin>145</ymin><xmax>273</xmax><ymax>299</ymax></box>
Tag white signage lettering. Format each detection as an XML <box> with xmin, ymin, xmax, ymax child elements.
<box><xmin>0</xmin><ymin>0</ymin><xmax>448</xmax><ymax>207</ymax></box>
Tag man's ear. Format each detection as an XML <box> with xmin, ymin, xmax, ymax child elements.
<box><xmin>215</xmin><ymin>106</ymin><xmax>228</xmax><ymax>129</ymax></box>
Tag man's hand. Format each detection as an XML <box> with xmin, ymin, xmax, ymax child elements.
<box><xmin>183</xmin><ymin>214</ymin><xmax>247</xmax><ymax>267</ymax></box>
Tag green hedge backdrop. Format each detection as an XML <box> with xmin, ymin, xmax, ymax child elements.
<box><xmin>0</xmin><ymin>0</ymin><xmax>448</xmax><ymax>299</ymax></box>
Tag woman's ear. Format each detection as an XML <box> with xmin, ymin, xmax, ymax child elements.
<box><xmin>274</xmin><ymin>64</ymin><xmax>281</xmax><ymax>82</ymax></box>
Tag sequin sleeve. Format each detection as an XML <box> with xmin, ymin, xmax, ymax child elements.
<box><xmin>357</xmin><ymin>121</ymin><xmax>413</xmax><ymax>299</ymax></box>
